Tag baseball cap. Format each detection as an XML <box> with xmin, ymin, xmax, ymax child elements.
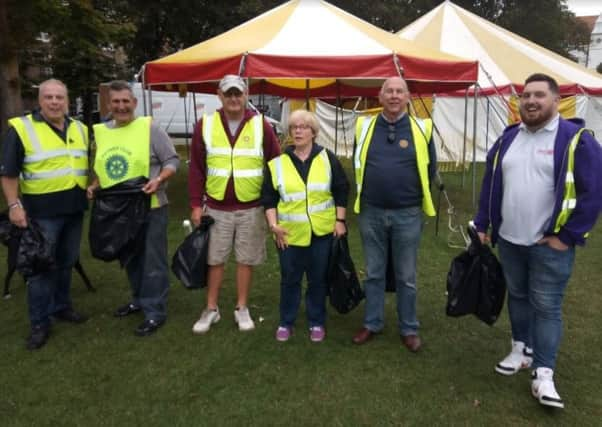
<box><xmin>219</xmin><ymin>75</ymin><xmax>246</xmax><ymax>92</ymax></box>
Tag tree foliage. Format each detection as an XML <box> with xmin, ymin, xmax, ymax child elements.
<box><xmin>1</xmin><ymin>0</ymin><xmax>593</xmax><ymax>133</ymax></box>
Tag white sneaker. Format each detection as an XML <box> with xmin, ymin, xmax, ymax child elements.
<box><xmin>531</xmin><ymin>367</ymin><xmax>564</xmax><ymax>409</ymax></box>
<box><xmin>192</xmin><ymin>308</ymin><xmax>220</xmax><ymax>334</ymax></box>
<box><xmin>495</xmin><ymin>340</ymin><xmax>533</xmax><ymax>376</ymax></box>
<box><xmin>234</xmin><ymin>307</ymin><xmax>255</xmax><ymax>331</ymax></box>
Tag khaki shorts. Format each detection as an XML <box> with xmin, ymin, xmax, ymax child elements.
<box><xmin>205</xmin><ymin>206</ymin><xmax>267</xmax><ymax>266</ymax></box>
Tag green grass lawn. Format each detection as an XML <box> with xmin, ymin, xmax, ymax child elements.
<box><xmin>1</xmin><ymin>157</ymin><xmax>601</xmax><ymax>426</ymax></box>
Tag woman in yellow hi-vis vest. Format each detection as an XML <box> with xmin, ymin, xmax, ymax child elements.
<box><xmin>262</xmin><ymin>110</ymin><xmax>349</xmax><ymax>343</ymax></box>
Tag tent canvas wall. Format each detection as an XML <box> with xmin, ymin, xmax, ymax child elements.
<box><xmin>397</xmin><ymin>1</ymin><xmax>602</xmax><ymax>163</ymax></box>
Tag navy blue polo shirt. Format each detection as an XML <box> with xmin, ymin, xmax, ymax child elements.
<box><xmin>360</xmin><ymin>113</ymin><xmax>436</xmax><ymax>209</ymax></box>
<box><xmin>0</xmin><ymin>111</ymin><xmax>88</xmax><ymax>218</ymax></box>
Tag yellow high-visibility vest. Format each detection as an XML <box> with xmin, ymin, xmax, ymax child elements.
<box><xmin>353</xmin><ymin>115</ymin><xmax>435</xmax><ymax>216</ymax></box>
<box><xmin>203</xmin><ymin>113</ymin><xmax>264</xmax><ymax>202</ymax></box>
<box><xmin>268</xmin><ymin>149</ymin><xmax>335</xmax><ymax>247</ymax></box>
<box><xmin>93</xmin><ymin>116</ymin><xmax>158</xmax><ymax>207</ymax></box>
<box><xmin>8</xmin><ymin>114</ymin><xmax>88</xmax><ymax>195</ymax></box>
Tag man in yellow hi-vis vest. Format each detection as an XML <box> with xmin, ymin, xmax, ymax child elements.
<box><xmin>351</xmin><ymin>77</ymin><xmax>437</xmax><ymax>353</ymax></box>
<box><xmin>474</xmin><ymin>73</ymin><xmax>601</xmax><ymax>409</ymax></box>
<box><xmin>1</xmin><ymin>79</ymin><xmax>89</xmax><ymax>350</ymax></box>
<box><xmin>87</xmin><ymin>80</ymin><xmax>179</xmax><ymax>337</ymax></box>
<box><xmin>188</xmin><ymin>75</ymin><xmax>281</xmax><ymax>334</ymax></box>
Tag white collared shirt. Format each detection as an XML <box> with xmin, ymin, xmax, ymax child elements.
<box><xmin>499</xmin><ymin>114</ymin><xmax>559</xmax><ymax>245</ymax></box>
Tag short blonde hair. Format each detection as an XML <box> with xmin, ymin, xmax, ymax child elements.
<box><xmin>288</xmin><ymin>109</ymin><xmax>319</xmax><ymax>137</ymax></box>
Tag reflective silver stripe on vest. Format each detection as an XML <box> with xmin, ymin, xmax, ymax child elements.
<box><xmin>24</xmin><ymin>148</ymin><xmax>87</xmax><ymax>163</ymax></box>
<box><xmin>412</xmin><ymin>116</ymin><xmax>426</xmax><ymax>136</ymax></box>
<box><xmin>278</xmin><ymin>212</ymin><xmax>308</xmax><ymax>222</ymax></box>
<box><xmin>562</xmin><ymin>199</ymin><xmax>577</xmax><ymax>210</ymax></box>
<box><xmin>233</xmin><ymin>169</ymin><xmax>263</xmax><ymax>178</ymax></box>
<box><xmin>308</xmin><ymin>199</ymin><xmax>334</xmax><ymax>214</ymax></box>
<box><xmin>74</xmin><ymin>120</ymin><xmax>86</xmax><ymax>142</ymax></box>
<box><xmin>203</xmin><ymin>113</ymin><xmax>214</xmax><ymax>151</ymax></box>
<box><xmin>22</xmin><ymin>168</ymin><xmax>87</xmax><ymax>180</ymax></box>
<box><xmin>207</xmin><ymin>167</ymin><xmax>231</xmax><ymax>177</ymax></box>
<box><xmin>565</xmin><ymin>171</ymin><xmax>574</xmax><ymax>183</ymax></box>
<box><xmin>253</xmin><ymin>114</ymin><xmax>262</xmax><ymax>142</ymax></box>
<box><xmin>307</xmin><ymin>150</ymin><xmax>331</xmax><ymax>191</ymax></box>
<box><xmin>274</xmin><ymin>156</ymin><xmax>306</xmax><ymax>202</ymax></box>
<box><xmin>21</xmin><ymin>116</ymin><xmax>43</xmax><ymax>152</ymax></box>
<box><xmin>233</xmin><ymin>148</ymin><xmax>262</xmax><ymax>156</ymax></box>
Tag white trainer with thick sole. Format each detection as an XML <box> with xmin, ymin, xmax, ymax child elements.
<box><xmin>192</xmin><ymin>308</ymin><xmax>221</xmax><ymax>334</ymax></box>
<box><xmin>531</xmin><ymin>367</ymin><xmax>564</xmax><ymax>409</ymax></box>
<box><xmin>495</xmin><ymin>340</ymin><xmax>533</xmax><ymax>376</ymax></box>
<box><xmin>234</xmin><ymin>307</ymin><xmax>255</xmax><ymax>331</ymax></box>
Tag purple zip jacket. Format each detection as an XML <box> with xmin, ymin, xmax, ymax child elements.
<box><xmin>474</xmin><ymin>117</ymin><xmax>601</xmax><ymax>247</ymax></box>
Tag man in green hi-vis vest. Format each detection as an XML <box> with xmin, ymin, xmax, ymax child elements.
<box><xmin>88</xmin><ymin>80</ymin><xmax>179</xmax><ymax>337</ymax></box>
<box><xmin>1</xmin><ymin>78</ymin><xmax>90</xmax><ymax>351</ymax></box>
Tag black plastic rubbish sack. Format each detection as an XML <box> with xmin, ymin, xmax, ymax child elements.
<box><xmin>89</xmin><ymin>177</ymin><xmax>150</xmax><ymax>266</ymax></box>
<box><xmin>446</xmin><ymin>226</ymin><xmax>506</xmax><ymax>325</ymax></box>
<box><xmin>0</xmin><ymin>212</ymin><xmax>55</xmax><ymax>277</ymax></box>
<box><xmin>327</xmin><ymin>235</ymin><xmax>365</xmax><ymax>314</ymax></box>
<box><xmin>171</xmin><ymin>215</ymin><xmax>215</xmax><ymax>289</ymax></box>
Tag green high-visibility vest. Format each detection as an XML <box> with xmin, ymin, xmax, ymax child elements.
<box><xmin>353</xmin><ymin>115</ymin><xmax>435</xmax><ymax>216</ymax></box>
<box><xmin>268</xmin><ymin>149</ymin><xmax>335</xmax><ymax>247</ymax></box>
<box><xmin>203</xmin><ymin>113</ymin><xmax>264</xmax><ymax>202</ymax></box>
<box><xmin>8</xmin><ymin>114</ymin><xmax>88</xmax><ymax>195</ymax></box>
<box><xmin>93</xmin><ymin>116</ymin><xmax>158</xmax><ymax>207</ymax></box>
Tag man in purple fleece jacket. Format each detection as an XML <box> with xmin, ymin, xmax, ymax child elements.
<box><xmin>473</xmin><ymin>73</ymin><xmax>601</xmax><ymax>409</ymax></box>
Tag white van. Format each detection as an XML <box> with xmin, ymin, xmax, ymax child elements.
<box><xmin>132</xmin><ymin>83</ymin><xmax>222</xmax><ymax>137</ymax></box>
<box><xmin>99</xmin><ymin>83</ymin><xmax>282</xmax><ymax>137</ymax></box>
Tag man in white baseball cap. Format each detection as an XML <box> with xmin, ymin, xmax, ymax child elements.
<box><xmin>188</xmin><ymin>74</ymin><xmax>281</xmax><ymax>334</ymax></box>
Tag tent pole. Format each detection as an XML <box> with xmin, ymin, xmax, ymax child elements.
<box><xmin>472</xmin><ymin>85</ymin><xmax>479</xmax><ymax>208</ymax></box>
<box><xmin>485</xmin><ymin>97</ymin><xmax>490</xmax><ymax>153</ymax></box>
<box><xmin>305</xmin><ymin>79</ymin><xmax>310</xmax><ymax>110</ymax></box>
<box><xmin>140</xmin><ymin>65</ymin><xmax>148</xmax><ymax>116</ymax></box>
<box><xmin>461</xmin><ymin>88</ymin><xmax>469</xmax><ymax>188</ymax></box>
<box><xmin>335</xmin><ymin>80</ymin><xmax>340</xmax><ymax>156</ymax></box>
<box><xmin>183</xmin><ymin>90</ymin><xmax>190</xmax><ymax>161</ymax></box>
<box><xmin>148</xmin><ymin>87</ymin><xmax>153</xmax><ymax>121</ymax></box>
<box><xmin>192</xmin><ymin>92</ymin><xmax>198</xmax><ymax>125</ymax></box>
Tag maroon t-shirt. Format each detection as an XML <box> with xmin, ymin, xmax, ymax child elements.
<box><xmin>188</xmin><ymin>108</ymin><xmax>281</xmax><ymax>210</ymax></box>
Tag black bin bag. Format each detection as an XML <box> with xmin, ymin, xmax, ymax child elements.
<box><xmin>89</xmin><ymin>177</ymin><xmax>150</xmax><ymax>266</ymax></box>
<box><xmin>171</xmin><ymin>215</ymin><xmax>215</xmax><ymax>289</ymax></box>
<box><xmin>327</xmin><ymin>235</ymin><xmax>364</xmax><ymax>314</ymax></box>
<box><xmin>446</xmin><ymin>226</ymin><xmax>506</xmax><ymax>325</ymax></box>
<box><xmin>0</xmin><ymin>212</ymin><xmax>54</xmax><ymax>277</ymax></box>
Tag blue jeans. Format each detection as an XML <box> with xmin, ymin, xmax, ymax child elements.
<box><xmin>497</xmin><ymin>238</ymin><xmax>575</xmax><ymax>370</ymax></box>
<box><xmin>358</xmin><ymin>204</ymin><xmax>422</xmax><ymax>336</ymax></box>
<box><xmin>27</xmin><ymin>212</ymin><xmax>84</xmax><ymax>328</ymax></box>
<box><xmin>277</xmin><ymin>235</ymin><xmax>332</xmax><ymax>328</ymax></box>
<box><xmin>125</xmin><ymin>206</ymin><xmax>169</xmax><ymax>322</ymax></box>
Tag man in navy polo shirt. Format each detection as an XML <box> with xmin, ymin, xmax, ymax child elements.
<box><xmin>351</xmin><ymin>77</ymin><xmax>437</xmax><ymax>352</ymax></box>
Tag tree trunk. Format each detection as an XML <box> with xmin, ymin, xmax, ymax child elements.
<box><xmin>0</xmin><ymin>0</ymin><xmax>23</xmax><ymax>135</ymax></box>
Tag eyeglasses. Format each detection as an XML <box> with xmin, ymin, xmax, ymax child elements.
<box><xmin>290</xmin><ymin>124</ymin><xmax>311</xmax><ymax>131</ymax></box>
<box><xmin>387</xmin><ymin>124</ymin><xmax>396</xmax><ymax>144</ymax></box>
<box><xmin>223</xmin><ymin>90</ymin><xmax>243</xmax><ymax>98</ymax></box>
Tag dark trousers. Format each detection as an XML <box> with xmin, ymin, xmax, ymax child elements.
<box><xmin>27</xmin><ymin>213</ymin><xmax>83</xmax><ymax>328</ymax></box>
<box><xmin>277</xmin><ymin>235</ymin><xmax>332</xmax><ymax>329</ymax></box>
<box><xmin>126</xmin><ymin>206</ymin><xmax>169</xmax><ymax>322</ymax></box>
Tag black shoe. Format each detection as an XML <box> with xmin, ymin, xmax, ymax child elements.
<box><xmin>114</xmin><ymin>303</ymin><xmax>141</xmax><ymax>317</ymax></box>
<box><xmin>134</xmin><ymin>319</ymin><xmax>164</xmax><ymax>337</ymax></box>
<box><xmin>53</xmin><ymin>308</ymin><xmax>88</xmax><ymax>324</ymax></box>
<box><xmin>26</xmin><ymin>325</ymin><xmax>50</xmax><ymax>350</ymax></box>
